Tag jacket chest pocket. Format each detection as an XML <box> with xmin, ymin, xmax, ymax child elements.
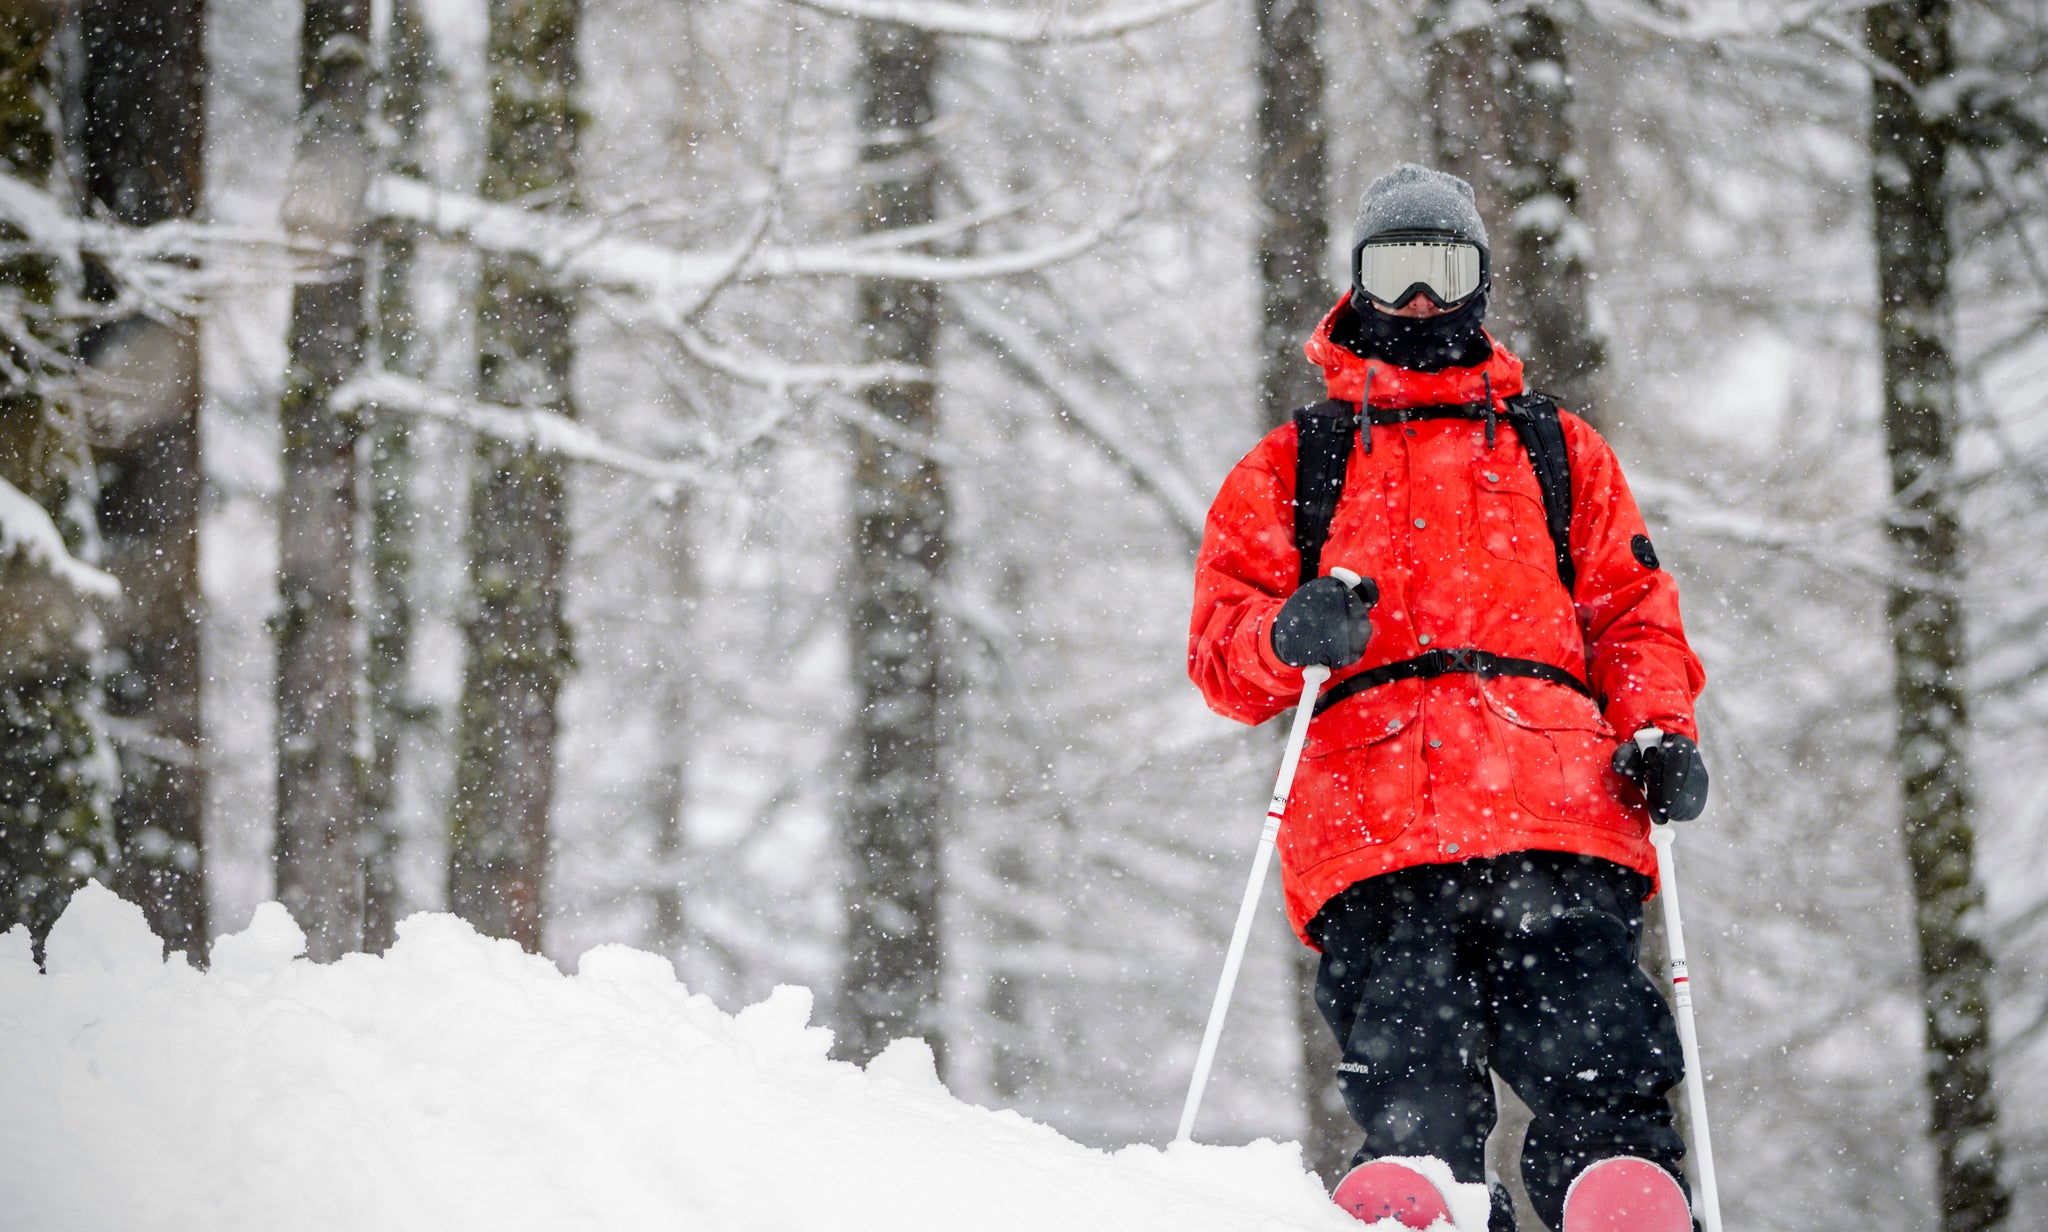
<box><xmin>1469</xmin><ymin>460</ymin><xmax>1553</xmax><ymax>573</ymax></box>
<box><xmin>1324</xmin><ymin>466</ymin><xmax>1399</xmax><ymax>570</ymax></box>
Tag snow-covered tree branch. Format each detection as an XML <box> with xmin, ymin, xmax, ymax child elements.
<box><xmin>333</xmin><ymin>372</ymin><xmax>714</xmax><ymax>492</ymax></box>
<box><xmin>774</xmin><ymin>0</ymin><xmax>1221</xmax><ymax>42</ymax></box>
<box><xmin>367</xmin><ymin>156</ymin><xmax>1160</xmax><ymax>297</ymax></box>
<box><xmin>0</xmin><ymin>478</ymin><xmax>120</xmax><ymax>599</ymax></box>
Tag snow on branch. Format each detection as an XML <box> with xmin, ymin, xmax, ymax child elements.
<box><xmin>952</xmin><ymin>287</ymin><xmax>1206</xmax><ymax>546</ymax></box>
<box><xmin>332</xmin><ymin>372</ymin><xmax>710</xmax><ymax>492</ymax></box>
<box><xmin>0</xmin><ymin>175</ymin><xmax>339</xmax><ymax>316</ymax></box>
<box><xmin>775</xmin><ymin>0</ymin><xmax>1220</xmax><ymax>42</ymax></box>
<box><xmin>0</xmin><ymin>176</ymin><xmax>86</xmax><ymax>286</ymax></box>
<box><xmin>0</xmin><ymin>478</ymin><xmax>121</xmax><ymax>599</ymax></box>
<box><xmin>370</xmin><ymin>165</ymin><xmax>1155</xmax><ymax>298</ymax></box>
<box><xmin>659</xmin><ymin>321</ymin><xmax>965</xmax><ymax>464</ymax></box>
<box><xmin>654</xmin><ymin>315</ymin><xmax>927</xmax><ymax>397</ymax></box>
<box><xmin>1582</xmin><ymin>0</ymin><xmax>1868</xmax><ymax>41</ymax></box>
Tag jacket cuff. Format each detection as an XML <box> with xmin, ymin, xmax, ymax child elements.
<box><xmin>1242</xmin><ymin>606</ymin><xmax>1306</xmax><ymax>699</ymax></box>
<box><xmin>1607</xmin><ymin>704</ymin><xmax>1697</xmax><ymax>745</ymax></box>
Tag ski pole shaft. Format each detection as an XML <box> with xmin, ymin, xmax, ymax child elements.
<box><xmin>1176</xmin><ymin>568</ymin><xmax>1358</xmax><ymax>1144</ymax></box>
<box><xmin>1175</xmin><ymin>661</ymin><xmax>1325</xmax><ymax>1143</ymax></box>
<box><xmin>1651</xmin><ymin>823</ymin><xmax>1723</xmax><ymax>1232</ymax></box>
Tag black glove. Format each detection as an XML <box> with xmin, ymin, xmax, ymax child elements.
<box><xmin>1270</xmin><ymin>575</ymin><xmax>1378</xmax><ymax>669</ymax></box>
<box><xmin>1612</xmin><ymin>728</ymin><xmax>1710</xmax><ymax>821</ymax></box>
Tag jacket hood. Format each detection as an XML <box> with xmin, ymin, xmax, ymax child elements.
<box><xmin>1304</xmin><ymin>294</ymin><xmax>1525</xmax><ymax>409</ymax></box>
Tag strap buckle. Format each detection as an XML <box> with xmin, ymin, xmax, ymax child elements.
<box><xmin>1439</xmin><ymin>647</ymin><xmax>1485</xmax><ymax>673</ymax></box>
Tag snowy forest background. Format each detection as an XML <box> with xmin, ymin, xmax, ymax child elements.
<box><xmin>2</xmin><ymin>0</ymin><xmax>2046</xmax><ymax>1230</ymax></box>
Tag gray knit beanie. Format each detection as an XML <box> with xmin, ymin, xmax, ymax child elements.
<box><xmin>1351</xmin><ymin>164</ymin><xmax>1489</xmax><ymax>253</ymax></box>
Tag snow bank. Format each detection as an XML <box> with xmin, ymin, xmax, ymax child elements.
<box><xmin>0</xmin><ymin>885</ymin><xmax>1474</xmax><ymax>1232</ymax></box>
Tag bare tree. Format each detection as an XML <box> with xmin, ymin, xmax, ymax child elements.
<box><xmin>1867</xmin><ymin>2</ymin><xmax>2011</xmax><ymax>1229</ymax></box>
<box><xmin>1422</xmin><ymin>0</ymin><xmax>1602</xmax><ymax>417</ymax></box>
<box><xmin>0</xmin><ymin>0</ymin><xmax>117</xmax><ymax>949</ymax></box>
<box><xmin>449</xmin><ymin>0</ymin><xmax>581</xmax><ymax>952</ymax></box>
<box><xmin>1256</xmin><ymin>0</ymin><xmax>1332</xmax><ymax>432</ymax></box>
<box><xmin>1244</xmin><ymin>0</ymin><xmax>1354</xmax><ymax>1185</ymax></box>
<box><xmin>362</xmin><ymin>0</ymin><xmax>434</xmax><ymax>954</ymax></box>
<box><xmin>273</xmin><ymin>0</ymin><xmax>374</xmax><ymax>961</ymax></box>
<box><xmin>75</xmin><ymin>0</ymin><xmax>209</xmax><ymax>956</ymax></box>
<box><xmin>837</xmin><ymin>16</ymin><xmax>950</xmax><ymax>1068</ymax></box>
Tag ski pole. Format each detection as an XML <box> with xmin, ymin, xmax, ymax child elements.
<box><xmin>1650</xmin><ymin>822</ymin><xmax>1723</xmax><ymax>1232</ymax></box>
<box><xmin>1176</xmin><ymin>567</ymin><xmax>1360</xmax><ymax>1143</ymax></box>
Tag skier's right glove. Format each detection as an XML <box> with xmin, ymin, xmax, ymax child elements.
<box><xmin>1611</xmin><ymin>727</ymin><xmax>1710</xmax><ymax>822</ymax></box>
<box><xmin>1269</xmin><ymin>574</ymin><xmax>1378</xmax><ymax>670</ymax></box>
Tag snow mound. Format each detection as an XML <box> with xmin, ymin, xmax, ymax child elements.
<box><xmin>0</xmin><ymin>884</ymin><xmax>1473</xmax><ymax>1232</ymax></box>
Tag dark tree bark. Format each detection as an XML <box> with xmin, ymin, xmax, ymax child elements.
<box><xmin>0</xmin><ymin>1</ymin><xmax>116</xmax><ymax>949</ymax></box>
<box><xmin>1867</xmin><ymin>4</ymin><xmax>2011</xmax><ymax>1230</ymax></box>
<box><xmin>836</xmin><ymin>19</ymin><xmax>948</xmax><ymax>1070</ymax></box>
<box><xmin>1250</xmin><ymin>0</ymin><xmax>1353</xmax><ymax>1184</ymax></box>
<box><xmin>1256</xmin><ymin>0</ymin><xmax>1332</xmax><ymax>433</ymax></box>
<box><xmin>1422</xmin><ymin>0</ymin><xmax>1602</xmax><ymax>419</ymax></box>
<box><xmin>361</xmin><ymin>0</ymin><xmax>434</xmax><ymax>954</ymax></box>
<box><xmin>645</xmin><ymin>496</ymin><xmax>695</xmax><ymax>961</ymax></box>
<box><xmin>448</xmin><ymin>0</ymin><xmax>579</xmax><ymax>953</ymax></box>
<box><xmin>272</xmin><ymin>0</ymin><xmax>374</xmax><ymax>961</ymax></box>
<box><xmin>75</xmin><ymin>0</ymin><xmax>209</xmax><ymax>957</ymax></box>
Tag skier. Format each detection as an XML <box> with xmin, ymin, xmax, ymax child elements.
<box><xmin>1188</xmin><ymin>164</ymin><xmax>1709</xmax><ymax>1232</ymax></box>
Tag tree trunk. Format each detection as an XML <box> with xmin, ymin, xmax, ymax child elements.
<box><xmin>1256</xmin><ymin>0</ymin><xmax>1332</xmax><ymax>434</ymax></box>
<box><xmin>361</xmin><ymin>271</ymin><xmax>414</xmax><ymax>954</ymax></box>
<box><xmin>448</xmin><ymin>0</ymin><xmax>579</xmax><ymax>953</ymax></box>
<box><xmin>272</xmin><ymin>0</ymin><xmax>373</xmax><ymax>962</ymax></box>
<box><xmin>1867</xmin><ymin>5</ymin><xmax>2011</xmax><ymax>1230</ymax></box>
<box><xmin>1423</xmin><ymin>1</ymin><xmax>1603</xmax><ymax>419</ymax></box>
<box><xmin>0</xmin><ymin>2</ymin><xmax>116</xmax><ymax>950</ymax></box>
<box><xmin>645</xmin><ymin>495</ymin><xmax>694</xmax><ymax>962</ymax></box>
<box><xmin>1249</xmin><ymin>0</ymin><xmax>1351</xmax><ymax>1183</ymax></box>
<box><xmin>836</xmin><ymin>18</ymin><xmax>948</xmax><ymax>1070</ymax></box>
<box><xmin>75</xmin><ymin>0</ymin><xmax>209</xmax><ymax>958</ymax></box>
<box><xmin>361</xmin><ymin>0</ymin><xmax>434</xmax><ymax>954</ymax></box>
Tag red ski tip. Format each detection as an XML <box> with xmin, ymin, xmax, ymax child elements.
<box><xmin>1331</xmin><ymin>1160</ymin><xmax>1453</xmax><ymax>1229</ymax></box>
<box><xmin>1560</xmin><ymin>1156</ymin><xmax>1692</xmax><ymax>1232</ymax></box>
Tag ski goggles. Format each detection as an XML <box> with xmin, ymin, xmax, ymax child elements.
<box><xmin>1351</xmin><ymin>237</ymin><xmax>1487</xmax><ymax>310</ymax></box>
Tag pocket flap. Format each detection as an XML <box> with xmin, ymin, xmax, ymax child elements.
<box><xmin>1477</xmin><ymin>675</ymin><xmax>1613</xmax><ymax>736</ymax></box>
<box><xmin>1471</xmin><ymin>458</ymin><xmax>1544</xmax><ymax>505</ymax></box>
<box><xmin>1306</xmin><ymin>677</ymin><xmax>1423</xmax><ymax>756</ymax></box>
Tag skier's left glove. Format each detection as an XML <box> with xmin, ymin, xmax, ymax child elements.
<box><xmin>1611</xmin><ymin>727</ymin><xmax>1709</xmax><ymax>822</ymax></box>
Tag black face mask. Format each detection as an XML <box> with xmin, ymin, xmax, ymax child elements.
<box><xmin>1330</xmin><ymin>289</ymin><xmax>1493</xmax><ymax>373</ymax></box>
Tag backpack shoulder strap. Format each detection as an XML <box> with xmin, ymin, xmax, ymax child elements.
<box><xmin>1293</xmin><ymin>398</ymin><xmax>1358</xmax><ymax>590</ymax></box>
<box><xmin>1503</xmin><ymin>391</ymin><xmax>1576</xmax><ymax>594</ymax></box>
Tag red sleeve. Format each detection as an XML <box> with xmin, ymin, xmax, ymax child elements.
<box><xmin>1188</xmin><ymin>425</ymin><xmax>1310</xmax><ymax>725</ymax></box>
<box><xmin>1562</xmin><ymin>413</ymin><xmax>1706</xmax><ymax>741</ymax></box>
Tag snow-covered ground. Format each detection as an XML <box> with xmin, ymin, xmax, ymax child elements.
<box><xmin>0</xmin><ymin>885</ymin><xmax>1486</xmax><ymax>1232</ymax></box>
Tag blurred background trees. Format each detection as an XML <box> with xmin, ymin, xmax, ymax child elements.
<box><xmin>1</xmin><ymin>1</ymin><xmax>2045</xmax><ymax>1229</ymax></box>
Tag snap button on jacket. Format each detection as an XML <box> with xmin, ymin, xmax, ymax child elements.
<box><xmin>1189</xmin><ymin>298</ymin><xmax>1706</xmax><ymax>945</ymax></box>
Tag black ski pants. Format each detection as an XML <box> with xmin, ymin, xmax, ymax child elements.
<box><xmin>1310</xmin><ymin>851</ymin><xmax>1687</xmax><ymax>1231</ymax></box>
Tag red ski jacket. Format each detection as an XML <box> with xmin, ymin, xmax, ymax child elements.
<box><xmin>1190</xmin><ymin>297</ymin><xmax>1705</xmax><ymax>944</ymax></box>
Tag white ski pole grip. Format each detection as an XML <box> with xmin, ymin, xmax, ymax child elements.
<box><xmin>1652</xmin><ymin>823</ymin><xmax>1723</xmax><ymax>1232</ymax></box>
<box><xmin>1176</xmin><ymin>568</ymin><xmax>1360</xmax><ymax>1143</ymax></box>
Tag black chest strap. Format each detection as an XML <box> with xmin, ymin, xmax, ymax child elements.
<box><xmin>1313</xmin><ymin>648</ymin><xmax>1592</xmax><ymax>717</ymax></box>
